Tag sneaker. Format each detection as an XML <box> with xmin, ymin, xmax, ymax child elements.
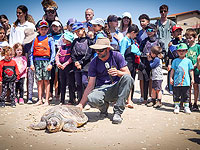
<box><xmin>0</xmin><ymin>101</ymin><xmax>5</xmax><ymax>108</ymax></box>
<box><xmin>174</xmin><ymin>105</ymin><xmax>180</xmax><ymax>114</ymax></box>
<box><xmin>27</xmin><ymin>99</ymin><xmax>33</xmax><ymax>104</ymax></box>
<box><xmin>169</xmin><ymin>91</ymin><xmax>173</xmax><ymax>95</ymax></box>
<box><xmin>19</xmin><ymin>98</ymin><xmax>24</xmax><ymax>105</ymax></box>
<box><xmin>192</xmin><ymin>103</ymin><xmax>199</xmax><ymax>111</ymax></box>
<box><xmin>112</xmin><ymin>114</ymin><xmax>122</xmax><ymax>124</ymax></box>
<box><xmin>184</xmin><ymin>107</ymin><xmax>191</xmax><ymax>114</ymax></box>
<box><xmin>139</xmin><ymin>97</ymin><xmax>144</xmax><ymax>103</ymax></box>
<box><xmin>147</xmin><ymin>101</ymin><xmax>154</xmax><ymax>107</ymax></box>
<box><xmin>15</xmin><ymin>98</ymin><xmax>18</xmax><ymax>103</ymax></box>
<box><xmin>10</xmin><ymin>101</ymin><xmax>16</xmax><ymax>108</ymax></box>
<box><xmin>153</xmin><ymin>101</ymin><xmax>162</xmax><ymax>108</ymax></box>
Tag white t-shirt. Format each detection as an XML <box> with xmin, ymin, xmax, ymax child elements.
<box><xmin>9</xmin><ymin>21</ymin><xmax>35</xmax><ymax>47</ymax></box>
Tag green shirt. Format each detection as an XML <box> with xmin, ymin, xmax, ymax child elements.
<box><xmin>186</xmin><ymin>44</ymin><xmax>200</xmax><ymax>75</ymax></box>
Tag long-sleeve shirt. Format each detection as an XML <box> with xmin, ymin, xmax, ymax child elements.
<box><xmin>13</xmin><ymin>56</ymin><xmax>27</xmax><ymax>78</ymax></box>
<box><xmin>30</xmin><ymin>35</ymin><xmax>55</xmax><ymax>66</ymax></box>
<box><xmin>0</xmin><ymin>59</ymin><xmax>20</xmax><ymax>82</ymax></box>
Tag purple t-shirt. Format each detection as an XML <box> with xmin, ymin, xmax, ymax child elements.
<box><xmin>88</xmin><ymin>51</ymin><xmax>127</xmax><ymax>86</ymax></box>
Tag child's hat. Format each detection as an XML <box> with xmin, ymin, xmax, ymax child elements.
<box><xmin>51</xmin><ymin>20</ymin><xmax>62</xmax><ymax>27</ymax></box>
<box><xmin>39</xmin><ymin>20</ymin><xmax>49</xmax><ymax>28</ymax></box>
<box><xmin>90</xmin><ymin>18</ymin><xmax>105</xmax><ymax>27</ymax></box>
<box><xmin>63</xmin><ymin>31</ymin><xmax>74</xmax><ymax>43</ymax></box>
<box><xmin>177</xmin><ymin>43</ymin><xmax>188</xmax><ymax>50</ymax></box>
<box><xmin>172</xmin><ymin>25</ymin><xmax>183</xmax><ymax>32</ymax></box>
<box><xmin>67</xmin><ymin>18</ymin><xmax>77</xmax><ymax>26</ymax></box>
<box><xmin>72</xmin><ymin>22</ymin><xmax>84</xmax><ymax>32</ymax></box>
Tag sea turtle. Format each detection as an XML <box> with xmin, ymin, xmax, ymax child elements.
<box><xmin>30</xmin><ymin>105</ymin><xmax>88</xmax><ymax>132</ymax></box>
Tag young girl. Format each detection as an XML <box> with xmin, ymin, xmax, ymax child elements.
<box><xmin>0</xmin><ymin>15</ymin><xmax>11</xmax><ymax>40</ymax></box>
<box><xmin>0</xmin><ymin>46</ymin><xmax>19</xmax><ymax>108</ymax></box>
<box><xmin>13</xmin><ymin>43</ymin><xmax>27</xmax><ymax>104</ymax></box>
<box><xmin>71</xmin><ymin>22</ymin><xmax>94</xmax><ymax>103</ymax></box>
<box><xmin>55</xmin><ymin>32</ymin><xmax>76</xmax><ymax>105</ymax></box>
<box><xmin>49</xmin><ymin>20</ymin><xmax>64</xmax><ymax>100</ymax></box>
<box><xmin>0</xmin><ymin>27</ymin><xmax>9</xmax><ymax>60</ymax></box>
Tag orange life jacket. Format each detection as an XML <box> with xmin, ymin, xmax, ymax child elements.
<box><xmin>33</xmin><ymin>37</ymin><xmax>50</xmax><ymax>57</ymax></box>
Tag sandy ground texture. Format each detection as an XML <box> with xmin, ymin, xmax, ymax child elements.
<box><xmin>0</xmin><ymin>71</ymin><xmax>200</xmax><ymax>150</ymax></box>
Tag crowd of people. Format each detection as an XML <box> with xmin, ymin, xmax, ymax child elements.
<box><xmin>0</xmin><ymin>0</ymin><xmax>200</xmax><ymax>124</ymax></box>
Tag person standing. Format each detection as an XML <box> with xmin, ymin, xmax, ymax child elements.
<box><xmin>0</xmin><ymin>15</ymin><xmax>11</xmax><ymax>40</ymax></box>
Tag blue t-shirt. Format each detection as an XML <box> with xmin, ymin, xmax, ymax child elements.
<box><xmin>171</xmin><ymin>58</ymin><xmax>194</xmax><ymax>86</ymax></box>
<box><xmin>119</xmin><ymin>36</ymin><xmax>133</xmax><ymax>57</ymax></box>
<box><xmin>88</xmin><ymin>51</ymin><xmax>127</xmax><ymax>86</ymax></box>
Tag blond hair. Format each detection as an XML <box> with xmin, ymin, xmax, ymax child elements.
<box><xmin>1</xmin><ymin>46</ymin><xmax>13</xmax><ymax>56</ymax></box>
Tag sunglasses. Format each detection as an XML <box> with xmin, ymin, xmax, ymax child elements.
<box><xmin>46</xmin><ymin>10</ymin><xmax>56</xmax><ymax>14</ymax></box>
<box><xmin>16</xmin><ymin>12</ymin><xmax>23</xmax><ymax>15</ymax></box>
<box><xmin>95</xmin><ymin>48</ymin><xmax>107</xmax><ymax>53</ymax></box>
<box><xmin>146</xmin><ymin>28</ymin><xmax>154</xmax><ymax>32</ymax></box>
<box><xmin>177</xmin><ymin>50</ymin><xmax>187</xmax><ymax>52</ymax></box>
<box><xmin>160</xmin><ymin>10</ymin><xmax>168</xmax><ymax>13</ymax></box>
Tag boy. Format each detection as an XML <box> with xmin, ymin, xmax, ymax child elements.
<box><xmin>147</xmin><ymin>46</ymin><xmax>163</xmax><ymax>108</ymax></box>
<box><xmin>30</xmin><ymin>20</ymin><xmax>55</xmax><ymax>105</ymax></box>
<box><xmin>166</xmin><ymin>25</ymin><xmax>186</xmax><ymax>95</ymax></box>
<box><xmin>185</xmin><ymin>28</ymin><xmax>200</xmax><ymax>111</ymax></box>
<box><xmin>170</xmin><ymin>43</ymin><xmax>194</xmax><ymax>114</ymax></box>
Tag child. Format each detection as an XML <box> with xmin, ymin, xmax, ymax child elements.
<box><xmin>49</xmin><ymin>20</ymin><xmax>64</xmax><ymax>100</ymax></box>
<box><xmin>166</xmin><ymin>25</ymin><xmax>186</xmax><ymax>95</ymax></box>
<box><xmin>13</xmin><ymin>43</ymin><xmax>27</xmax><ymax>104</ymax></box>
<box><xmin>0</xmin><ymin>46</ymin><xmax>19</xmax><ymax>108</ymax></box>
<box><xmin>55</xmin><ymin>32</ymin><xmax>76</xmax><ymax>105</ymax></box>
<box><xmin>120</xmin><ymin>24</ymin><xmax>140</xmax><ymax>108</ymax></box>
<box><xmin>185</xmin><ymin>29</ymin><xmax>200</xmax><ymax>111</ymax></box>
<box><xmin>147</xmin><ymin>46</ymin><xmax>163</xmax><ymax>108</ymax></box>
<box><xmin>170</xmin><ymin>43</ymin><xmax>194</xmax><ymax>114</ymax></box>
<box><xmin>0</xmin><ymin>26</ymin><xmax>9</xmax><ymax>60</ymax></box>
<box><xmin>140</xmin><ymin>24</ymin><xmax>164</xmax><ymax>105</ymax></box>
<box><xmin>30</xmin><ymin>20</ymin><xmax>55</xmax><ymax>106</ymax></box>
<box><xmin>71</xmin><ymin>22</ymin><xmax>94</xmax><ymax>103</ymax></box>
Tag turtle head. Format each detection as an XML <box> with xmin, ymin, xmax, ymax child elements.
<box><xmin>47</xmin><ymin>116</ymin><xmax>62</xmax><ymax>133</ymax></box>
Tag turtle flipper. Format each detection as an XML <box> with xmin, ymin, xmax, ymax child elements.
<box><xmin>62</xmin><ymin>119</ymin><xmax>82</xmax><ymax>132</ymax></box>
<box><xmin>30</xmin><ymin>117</ymin><xmax>47</xmax><ymax>130</ymax></box>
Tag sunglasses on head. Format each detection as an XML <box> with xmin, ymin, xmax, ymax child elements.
<box><xmin>95</xmin><ymin>48</ymin><xmax>107</xmax><ymax>53</ymax></box>
<box><xmin>160</xmin><ymin>10</ymin><xmax>168</xmax><ymax>13</ymax></box>
<box><xmin>146</xmin><ymin>28</ymin><xmax>154</xmax><ymax>32</ymax></box>
<box><xmin>39</xmin><ymin>21</ymin><xmax>49</xmax><ymax>26</ymax></box>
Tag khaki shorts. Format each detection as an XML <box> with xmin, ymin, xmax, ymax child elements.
<box><xmin>34</xmin><ymin>60</ymin><xmax>51</xmax><ymax>81</ymax></box>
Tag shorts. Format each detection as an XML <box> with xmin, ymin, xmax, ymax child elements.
<box><xmin>138</xmin><ymin>70</ymin><xmax>143</xmax><ymax>80</ymax></box>
<box><xmin>152</xmin><ymin>80</ymin><xmax>162</xmax><ymax>90</ymax></box>
<box><xmin>194</xmin><ymin>74</ymin><xmax>200</xmax><ymax>84</ymax></box>
<box><xmin>173</xmin><ymin>86</ymin><xmax>190</xmax><ymax>103</ymax></box>
<box><xmin>34</xmin><ymin>60</ymin><xmax>51</xmax><ymax>81</ymax></box>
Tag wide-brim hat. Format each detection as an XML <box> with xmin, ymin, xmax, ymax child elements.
<box><xmin>23</xmin><ymin>28</ymin><xmax>38</xmax><ymax>44</ymax></box>
<box><xmin>90</xmin><ymin>37</ymin><xmax>114</xmax><ymax>50</ymax></box>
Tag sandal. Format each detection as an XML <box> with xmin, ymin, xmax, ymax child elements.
<box><xmin>126</xmin><ymin>103</ymin><xmax>134</xmax><ymax>109</ymax></box>
<box><xmin>35</xmin><ymin>100</ymin><xmax>43</xmax><ymax>106</ymax></box>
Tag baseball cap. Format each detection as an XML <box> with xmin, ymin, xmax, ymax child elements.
<box><xmin>107</xmin><ymin>15</ymin><xmax>118</xmax><ymax>22</ymax></box>
<box><xmin>63</xmin><ymin>31</ymin><xmax>74</xmax><ymax>43</ymax></box>
<box><xmin>38</xmin><ymin>20</ymin><xmax>49</xmax><ymax>28</ymax></box>
<box><xmin>177</xmin><ymin>43</ymin><xmax>188</xmax><ymax>50</ymax></box>
<box><xmin>72</xmin><ymin>22</ymin><xmax>84</xmax><ymax>32</ymax></box>
<box><xmin>51</xmin><ymin>21</ymin><xmax>62</xmax><ymax>27</ymax></box>
<box><xmin>67</xmin><ymin>18</ymin><xmax>77</xmax><ymax>26</ymax></box>
<box><xmin>172</xmin><ymin>25</ymin><xmax>183</xmax><ymax>32</ymax></box>
<box><xmin>90</xmin><ymin>18</ymin><xmax>105</xmax><ymax>27</ymax></box>
<box><xmin>89</xmin><ymin>37</ymin><xmax>114</xmax><ymax>50</ymax></box>
<box><xmin>122</xmin><ymin>12</ymin><xmax>132</xmax><ymax>19</ymax></box>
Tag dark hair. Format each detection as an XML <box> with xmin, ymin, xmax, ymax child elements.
<box><xmin>14</xmin><ymin>5</ymin><xmax>28</xmax><ymax>28</ymax></box>
<box><xmin>0</xmin><ymin>26</ymin><xmax>7</xmax><ymax>41</ymax></box>
<box><xmin>0</xmin><ymin>14</ymin><xmax>8</xmax><ymax>20</ymax></box>
<box><xmin>50</xmin><ymin>20</ymin><xmax>64</xmax><ymax>35</ymax></box>
<box><xmin>151</xmin><ymin>46</ymin><xmax>162</xmax><ymax>56</ymax></box>
<box><xmin>127</xmin><ymin>24</ymin><xmax>139</xmax><ymax>33</ymax></box>
<box><xmin>159</xmin><ymin>4</ymin><xmax>168</xmax><ymax>11</ymax></box>
<box><xmin>138</xmin><ymin>14</ymin><xmax>150</xmax><ymax>21</ymax></box>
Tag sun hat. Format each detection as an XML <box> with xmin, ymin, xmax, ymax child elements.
<box><xmin>38</xmin><ymin>20</ymin><xmax>49</xmax><ymax>28</ymax></box>
<box><xmin>90</xmin><ymin>18</ymin><xmax>105</xmax><ymax>27</ymax></box>
<box><xmin>67</xmin><ymin>18</ymin><xmax>77</xmax><ymax>26</ymax></box>
<box><xmin>89</xmin><ymin>37</ymin><xmax>114</xmax><ymax>50</ymax></box>
<box><xmin>122</xmin><ymin>12</ymin><xmax>132</xmax><ymax>19</ymax></box>
<box><xmin>177</xmin><ymin>43</ymin><xmax>188</xmax><ymax>50</ymax></box>
<box><xmin>172</xmin><ymin>25</ymin><xmax>183</xmax><ymax>32</ymax></box>
<box><xmin>63</xmin><ymin>31</ymin><xmax>74</xmax><ymax>43</ymax></box>
<box><xmin>51</xmin><ymin>20</ymin><xmax>62</xmax><ymax>27</ymax></box>
<box><xmin>72</xmin><ymin>22</ymin><xmax>84</xmax><ymax>32</ymax></box>
<box><xmin>23</xmin><ymin>28</ymin><xmax>38</xmax><ymax>44</ymax></box>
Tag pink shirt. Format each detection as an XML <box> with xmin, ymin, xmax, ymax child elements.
<box><xmin>13</xmin><ymin>56</ymin><xmax>27</xmax><ymax>79</ymax></box>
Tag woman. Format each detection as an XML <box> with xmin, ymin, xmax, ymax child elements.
<box><xmin>9</xmin><ymin>5</ymin><xmax>35</xmax><ymax>47</ymax></box>
<box><xmin>0</xmin><ymin>15</ymin><xmax>11</xmax><ymax>40</ymax></box>
<box><xmin>119</xmin><ymin>12</ymin><xmax>133</xmax><ymax>36</ymax></box>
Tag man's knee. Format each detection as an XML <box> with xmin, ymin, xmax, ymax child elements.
<box><xmin>88</xmin><ymin>92</ymin><xmax>104</xmax><ymax>108</ymax></box>
<box><xmin>121</xmin><ymin>74</ymin><xmax>134</xmax><ymax>85</ymax></box>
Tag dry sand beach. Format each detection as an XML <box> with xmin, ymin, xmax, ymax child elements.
<box><xmin>0</xmin><ymin>71</ymin><xmax>199</xmax><ymax>150</ymax></box>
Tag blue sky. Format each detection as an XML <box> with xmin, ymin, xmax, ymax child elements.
<box><xmin>1</xmin><ymin>0</ymin><xmax>200</xmax><ymax>29</ymax></box>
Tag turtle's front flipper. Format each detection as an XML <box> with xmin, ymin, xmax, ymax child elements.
<box><xmin>63</xmin><ymin>119</ymin><xmax>83</xmax><ymax>132</ymax></box>
<box><xmin>30</xmin><ymin>117</ymin><xmax>47</xmax><ymax>130</ymax></box>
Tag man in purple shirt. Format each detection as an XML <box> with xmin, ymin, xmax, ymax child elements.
<box><xmin>77</xmin><ymin>37</ymin><xmax>133</xmax><ymax>124</ymax></box>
